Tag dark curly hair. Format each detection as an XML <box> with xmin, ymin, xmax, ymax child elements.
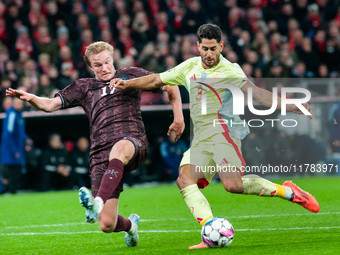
<box><xmin>197</xmin><ymin>24</ymin><xmax>222</xmax><ymax>43</ymax></box>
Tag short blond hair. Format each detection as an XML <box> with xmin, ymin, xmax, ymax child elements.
<box><xmin>83</xmin><ymin>41</ymin><xmax>114</xmax><ymax>67</ymax></box>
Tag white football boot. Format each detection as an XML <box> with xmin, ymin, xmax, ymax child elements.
<box><xmin>125</xmin><ymin>214</ymin><xmax>140</xmax><ymax>247</ymax></box>
<box><xmin>78</xmin><ymin>187</ymin><xmax>103</xmax><ymax>223</ymax></box>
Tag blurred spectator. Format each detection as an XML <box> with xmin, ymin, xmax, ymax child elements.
<box><xmin>317</xmin><ymin>63</ymin><xmax>329</xmax><ymax>78</ymax></box>
<box><xmin>56</xmin><ymin>25</ymin><xmax>72</xmax><ymax>50</ymax></box>
<box><xmin>312</xmin><ymin>29</ymin><xmax>327</xmax><ymax>63</ymax></box>
<box><xmin>0</xmin><ymin>98</ymin><xmax>28</xmax><ymax>194</ymax></box>
<box><xmin>269</xmin><ymin>32</ymin><xmax>282</xmax><ymax>53</ymax></box>
<box><xmin>14</xmin><ymin>26</ymin><xmax>33</xmax><ymax>56</ymax></box>
<box><xmin>287</xmin><ymin>18</ymin><xmax>300</xmax><ymax>51</ymax></box>
<box><xmin>226</xmin><ymin>50</ymin><xmax>239</xmax><ymax>63</ymax></box>
<box><xmin>252</xmin><ymin>31</ymin><xmax>268</xmax><ymax>55</ymax></box>
<box><xmin>22</xmin><ymin>139</ymin><xmax>41</xmax><ymax>190</ymax></box>
<box><xmin>4</xmin><ymin>3</ymin><xmax>24</xmax><ymax>48</ymax></box>
<box><xmin>131</xmin><ymin>11</ymin><xmax>155</xmax><ymax>52</ymax></box>
<box><xmin>118</xmin><ymin>27</ymin><xmax>137</xmax><ymax>58</ymax></box>
<box><xmin>0</xmin><ymin>2</ymin><xmax>7</xmax><ymax>45</ymax></box>
<box><xmin>36</xmin><ymin>74</ymin><xmax>57</xmax><ymax>98</ymax></box>
<box><xmin>277</xmin><ymin>3</ymin><xmax>294</xmax><ymax>35</ymax></box>
<box><xmin>0</xmin><ymin>76</ymin><xmax>12</xmax><ymax>108</ymax></box>
<box><xmin>0</xmin><ymin>50</ymin><xmax>9</xmax><ymax>76</ymax></box>
<box><xmin>296</xmin><ymin>37</ymin><xmax>319</xmax><ymax>75</ymax></box>
<box><xmin>79</xmin><ymin>29</ymin><xmax>94</xmax><ymax>56</ymax></box>
<box><xmin>246</xmin><ymin>7</ymin><xmax>261</xmax><ymax>33</ymax></box>
<box><xmin>1</xmin><ymin>96</ymin><xmax>12</xmax><ymax>113</ymax></box>
<box><xmin>40</xmin><ymin>133</ymin><xmax>72</xmax><ymax>191</ymax></box>
<box><xmin>181</xmin><ymin>0</ymin><xmax>207</xmax><ymax>35</ymax></box>
<box><xmin>58</xmin><ymin>62</ymin><xmax>78</xmax><ymax>90</ymax></box>
<box><xmin>277</xmin><ymin>48</ymin><xmax>296</xmax><ymax>77</ymax></box>
<box><xmin>303</xmin><ymin>4</ymin><xmax>324</xmax><ymax>36</ymax></box>
<box><xmin>159</xmin><ymin>131</ymin><xmax>187</xmax><ymax>180</ymax></box>
<box><xmin>5</xmin><ymin>60</ymin><xmax>19</xmax><ymax>88</ymax></box>
<box><xmin>241</xmin><ymin>63</ymin><xmax>253</xmax><ymax>78</ymax></box>
<box><xmin>177</xmin><ymin>35</ymin><xmax>197</xmax><ymax>62</ymax></box>
<box><xmin>46</xmin><ymin>0</ymin><xmax>66</xmax><ymax>37</ymax></box>
<box><xmin>138</xmin><ymin>43</ymin><xmax>157</xmax><ymax>72</ymax></box>
<box><xmin>34</xmin><ymin>26</ymin><xmax>58</xmax><ymax>63</ymax></box>
<box><xmin>37</xmin><ymin>53</ymin><xmax>52</xmax><ymax>75</ymax></box>
<box><xmin>267</xmin><ymin>20</ymin><xmax>278</xmax><ymax>37</ymax></box>
<box><xmin>290</xmin><ymin>61</ymin><xmax>314</xmax><ymax>78</ymax></box>
<box><xmin>224</xmin><ymin>7</ymin><xmax>249</xmax><ymax>35</ymax></box>
<box><xmin>17</xmin><ymin>76</ymin><xmax>32</xmax><ymax>93</ymax></box>
<box><xmin>100</xmin><ymin>29</ymin><xmax>124</xmax><ymax>62</ymax></box>
<box><xmin>20</xmin><ymin>59</ymin><xmax>39</xmax><ymax>91</ymax></box>
<box><xmin>293</xmin><ymin>0</ymin><xmax>308</xmax><ymax>23</ymax></box>
<box><xmin>28</xmin><ymin>1</ymin><xmax>44</xmax><ymax>31</ymax></box>
<box><xmin>245</xmin><ymin>50</ymin><xmax>260</xmax><ymax>70</ymax></box>
<box><xmin>56</xmin><ymin>46</ymin><xmax>75</xmax><ymax>74</ymax></box>
<box><xmin>70</xmin><ymin>1</ymin><xmax>85</xmax><ymax>40</ymax></box>
<box><xmin>266</xmin><ymin>60</ymin><xmax>284</xmax><ymax>78</ymax></box>
<box><xmin>156</xmin><ymin>12</ymin><xmax>176</xmax><ymax>43</ymax></box>
<box><xmin>237</xmin><ymin>30</ymin><xmax>251</xmax><ymax>63</ymax></box>
<box><xmin>47</xmin><ymin>66</ymin><xmax>60</xmax><ymax>89</ymax></box>
<box><xmin>70</xmin><ymin>137</ymin><xmax>90</xmax><ymax>189</ymax></box>
<box><xmin>155</xmin><ymin>32</ymin><xmax>170</xmax><ymax>71</ymax></box>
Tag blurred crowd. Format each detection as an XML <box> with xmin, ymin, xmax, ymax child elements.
<box><xmin>0</xmin><ymin>0</ymin><xmax>340</xmax><ymax>111</ymax></box>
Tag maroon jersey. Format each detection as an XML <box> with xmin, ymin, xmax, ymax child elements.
<box><xmin>56</xmin><ymin>67</ymin><xmax>153</xmax><ymax>168</ymax></box>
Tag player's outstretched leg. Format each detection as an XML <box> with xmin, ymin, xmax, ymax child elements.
<box><xmin>283</xmin><ymin>180</ymin><xmax>320</xmax><ymax>213</ymax></box>
<box><xmin>79</xmin><ymin>187</ymin><xmax>104</xmax><ymax>223</ymax></box>
<box><xmin>125</xmin><ymin>214</ymin><xmax>140</xmax><ymax>247</ymax></box>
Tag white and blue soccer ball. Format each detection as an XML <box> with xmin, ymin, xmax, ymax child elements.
<box><xmin>201</xmin><ymin>217</ymin><xmax>234</xmax><ymax>248</ymax></box>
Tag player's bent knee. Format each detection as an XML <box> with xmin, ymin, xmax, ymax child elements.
<box><xmin>176</xmin><ymin>172</ymin><xmax>193</xmax><ymax>190</ymax></box>
<box><xmin>223</xmin><ymin>179</ymin><xmax>244</xmax><ymax>194</ymax></box>
<box><xmin>98</xmin><ymin>217</ymin><xmax>117</xmax><ymax>233</ymax></box>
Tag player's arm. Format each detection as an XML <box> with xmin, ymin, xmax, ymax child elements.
<box><xmin>6</xmin><ymin>88</ymin><xmax>62</xmax><ymax>112</ymax></box>
<box><xmin>110</xmin><ymin>74</ymin><xmax>165</xmax><ymax>91</ymax></box>
<box><xmin>241</xmin><ymin>80</ymin><xmax>313</xmax><ymax>119</ymax></box>
<box><xmin>162</xmin><ymin>85</ymin><xmax>185</xmax><ymax>141</ymax></box>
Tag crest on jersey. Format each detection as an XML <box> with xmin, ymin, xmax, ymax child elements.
<box><xmin>118</xmin><ymin>74</ymin><xmax>130</xmax><ymax>80</ymax></box>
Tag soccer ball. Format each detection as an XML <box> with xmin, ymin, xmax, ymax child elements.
<box><xmin>201</xmin><ymin>217</ymin><xmax>234</xmax><ymax>248</ymax></box>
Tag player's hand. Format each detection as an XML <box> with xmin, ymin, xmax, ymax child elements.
<box><xmin>110</xmin><ymin>78</ymin><xmax>127</xmax><ymax>90</ymax></box>
<box><xmin>6</xmin><ymin>88</ymin><xmax>33</xmax><ymax>102</ymax></box>
<box><xmin>168</xmin><ymin>120</ymin><xmax>185</xmax><ymax>141</ymax></box>
<box><xmin>289</xmin><ymin>102</ymin><xmax>313</xmax><ymax>119</ymax></box>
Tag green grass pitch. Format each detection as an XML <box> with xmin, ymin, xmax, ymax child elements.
<box><xmin>1</xmin><ymin>177</ymin><xmax>340</xmax><ymax>254</ymax></box>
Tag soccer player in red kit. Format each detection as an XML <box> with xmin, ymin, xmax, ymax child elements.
<box><xmin>6</xmin><ymin>41</ymin><xmax>184</xmax><ymax>247</ymax></box>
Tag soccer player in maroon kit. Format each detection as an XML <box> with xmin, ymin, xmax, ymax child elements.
<box><xmin>6</xmin><ymin>41</ymin><xmax>184</xmax><ymax>247</ymax></box>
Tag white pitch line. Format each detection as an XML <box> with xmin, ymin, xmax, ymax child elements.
<box><xmin>1</xmin><ymin>226</ymin><xmax>340</xmax><ymax>236</ymax></box>
<box><xmin>3</xmin><ymin>211</ymin><xmax>340</xmax><ymax>229</ymax></box>
<box><xmin>4</xmin><ymin>223</ymin><xmax>85</xmax><ymax>229</ymax></box>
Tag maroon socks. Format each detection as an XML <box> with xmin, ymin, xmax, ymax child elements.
<box><xmin>97</xmin><ymin>158</ymin><xmax>124</xmax><ymax>203</ymax></box>
<box><xmin>113</xmin><ymin>214</ymin><xmax>132</xmax><ymax>232</ymax></box>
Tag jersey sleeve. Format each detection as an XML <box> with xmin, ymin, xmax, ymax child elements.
<box><xmin>228</xmin><ymin>63</ymin><xmax>248</xmax><ymax>89</ymax></box>
<box><xmin>54</xmin><ymin>79</ymin><xmax>86</xmax><ymax>109</ymax></box>
<box><xmin>159</xmin><ymin>61</ymin><xmax>187</xmax><ymax>86</ymax></box>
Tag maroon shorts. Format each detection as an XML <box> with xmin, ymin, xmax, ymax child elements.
<box><xmin>91</xmin><ymin>135</ymin><xmax>148</xmax><ymax>199</ymax></box>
